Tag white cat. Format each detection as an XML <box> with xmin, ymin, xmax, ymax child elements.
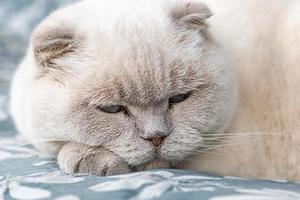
<box><xmin>10</xmin><ymin>0</ymin><xmax>300</xmax><ymax>180</ymax></box>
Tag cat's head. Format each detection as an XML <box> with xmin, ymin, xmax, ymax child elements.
<box><xmin>30</xmin><ymin>0</ymin><xmax>236</xmax><ymax>166</ymax></box>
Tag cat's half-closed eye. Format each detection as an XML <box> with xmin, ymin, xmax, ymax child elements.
<box><xmin>95</xmin><ymin>92</ymin><xmax>193</xmax><ymax>113</ymax></box>
<box><xmin>96</xmin><ymin>105</ymin><xmax>125</xmax><ymax>113</ymax></box>
<box><xmin>169</xmin><ymin>92</ymin><xmax>192</xmax><ymax>104</ymax></box>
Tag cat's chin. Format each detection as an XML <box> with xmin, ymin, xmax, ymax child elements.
<box><xmin>130</xmin><ymin>150</ymin><xmax>174</xmax><ymax>171</ymax></box>
<box><xmin>132</xmin><ymin>159</ymin><xmax>171</xmax><ymax>171</ymax></box>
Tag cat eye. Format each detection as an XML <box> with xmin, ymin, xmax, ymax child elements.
<box><xmin>169</xmin><ymin>92</ymin><xmax>191</xmax><ymax>104</ymax></box>
<box><xmin>97</xmin><ymin>105</ymin><xmax>124</xmax><ymax>113</ymax></box>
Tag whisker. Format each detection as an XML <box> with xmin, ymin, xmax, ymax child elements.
<box><xmin>205</xmin><ymin>131</ymin><xmax>292</xmax><ymax>136</ymax></box>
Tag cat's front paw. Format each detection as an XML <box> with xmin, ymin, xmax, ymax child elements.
<box><xmin>57</xmin><ymin>142</ymin><xmax>130</xmax><ymax>176</ymax></box>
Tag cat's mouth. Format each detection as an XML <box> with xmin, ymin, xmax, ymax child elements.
<box><xmin>152</xmin><ymin>150</ymin><xmax>164</xmax><ymax>159</ymax></box>
<box><xmin>144</xmin><ymin>150</ymin><xmax>171</xmax><ymax>167</ymax></box>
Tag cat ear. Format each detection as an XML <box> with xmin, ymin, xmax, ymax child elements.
<box><xmin>170</xmin><ymin>1</ymin><xmax>212</xmax><ymax>31</ymax></box>
<box><xmin>32</xmin><ymin>24</ymin><xmax>84</xmax><ymax>80</ymax></box>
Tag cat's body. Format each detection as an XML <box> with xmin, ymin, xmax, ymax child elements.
<box><xmin>10</xmin><ymin>0</ymin><xmax>300</xmax><ymax>180</ymax></box>
<box><xmin>188</xmin><ymin>0</ymin><xmax>300</xmax><ymax>181</ymax></box>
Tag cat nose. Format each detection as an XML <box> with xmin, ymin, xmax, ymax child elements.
<box><xmin>144</xmin><ymin>136</ymin><xmax>166</xmax><ymax>147</ymax></box>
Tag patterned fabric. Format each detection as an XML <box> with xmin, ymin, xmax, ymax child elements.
<box><xmin>1</xmin><ymin>1</ymin><xmax>300</xmax><ymax>200</ymax></box>
<box><xmin>1</xmin><ymin>138</ymin><xmax>300</xmax><ymax>200</ymax></box>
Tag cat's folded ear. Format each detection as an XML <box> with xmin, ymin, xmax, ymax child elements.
<box><xmin>170</xmin><ymin>1</ymin><xmax>212</xmax><ymax>31</ymax></box>
<box><xmin>32</xmin><ymin>23</ymin><xmax>85</xmax><ymax>81</ymax></box>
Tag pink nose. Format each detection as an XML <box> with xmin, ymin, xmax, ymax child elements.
<box><xmin>146</xmin><ymin>136</ymin><xmax>165</xmax><ymax>147</ymax></box>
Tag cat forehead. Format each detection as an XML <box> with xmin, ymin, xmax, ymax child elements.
<box><xmin>79</xmin><ymin>49</ymin><xmax>212</xmax><ymax>106</ymax></box>
<box><xmin>74</xmin><ymin>22</ymin><xmax>213</xmax><ymax>106</ymax></box>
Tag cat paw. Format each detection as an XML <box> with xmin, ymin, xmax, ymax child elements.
<box><xmin>57</xmin><ymin>142</ymin><xmax>130</xmax><ymax>176</ymax></box>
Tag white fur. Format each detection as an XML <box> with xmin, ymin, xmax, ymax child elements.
<box><xmin>10</xmin><ymin>0</ymin><xmax>237</xmax><ymax>176</ymax></box>
<box><xmin>188</xmin><ymin>0</ymin><xmax>300</xmax><ymax>181</ymax></box>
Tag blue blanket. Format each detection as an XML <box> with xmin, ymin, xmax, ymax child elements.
<box><xmin>1</xmin><ymin>1</ymin><xmax>300</xmax><ymax>200</ymax></box>
<box><xmin>1</xmin><ymin>135</ymin><xmax>300</xmax><ymax>200</ymax></box>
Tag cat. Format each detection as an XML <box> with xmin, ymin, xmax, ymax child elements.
<box><xmin>10</xmin><ymin>0</ymin><xmax>300</xmax><ymax>180</ymax></box>
<box><xmin>10</xmin><ymin>0</ymin><xmax>236</xmax><ymax>176</ymax></box>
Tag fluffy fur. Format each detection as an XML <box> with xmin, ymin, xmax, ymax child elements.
<box><xmin>10</xmin><ymin>0</ymin><xmax>235</xmax><ymax>175</ymax></box>
<box><xmin>187</xmin><ymin>0</ymin><xmax>300</xmax><ymax>181</ymax></box>
<box><xmin>11</xmin><ymin>0</ymin><xmax>300</xmax><ymax>181</ymax></box>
